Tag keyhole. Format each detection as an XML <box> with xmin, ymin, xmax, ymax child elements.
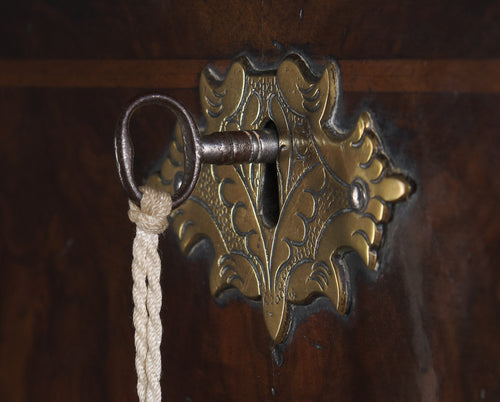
<box><xmin>260</xmin><ymin>121</ymin><xmax>280</xmax><ymax>228</ymax></box>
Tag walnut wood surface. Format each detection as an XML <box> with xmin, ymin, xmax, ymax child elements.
<box><xmin>1</xmin><ymin>1</ymin><xmax>499</xmax><ymax>401</ymax></box>
<box><xmin>1</xmin><ymin>0</ymin><xmax>499</xmax><ymax>59</ymax></box>
<box><xmin>0</xmin><ymin>59</ymin><xmax>499</xmax><ymax>93</ymax></box>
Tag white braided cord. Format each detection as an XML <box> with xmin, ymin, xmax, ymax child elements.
<box><xmin>128</xmin><ymin>186</ymin><xmax>172</xmax><ymax>402</ymax></box>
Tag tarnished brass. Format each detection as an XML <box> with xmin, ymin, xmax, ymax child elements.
<box><xmin>148</xmin><ymin>54</ymin><xmax>412</xmax><ymax>343</ymax></box>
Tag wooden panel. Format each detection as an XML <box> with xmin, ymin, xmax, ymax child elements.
<box><xmin>0</xmin><ymin>1</ymin><xmax>499</xmax><ymax>59</ymax></box>
<box><xmin>1</xmin><ymin>89</ymin><xmax>498</xmax><ymax>401</ymax></box>
<box><xmin>0</xmin><ymin>1</ymin><xmax>499</xmax><ymax>401</ymax></box>
<box><xmin>0</xmin><ymin>60</ymin><xmax>499</xmax><ymax>93</ymax></box>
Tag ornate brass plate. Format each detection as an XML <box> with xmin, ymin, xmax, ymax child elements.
<box><xmin>148</xmin><ymin>53</ymin><xmax>412</xmax><ymax>343</ymax></box>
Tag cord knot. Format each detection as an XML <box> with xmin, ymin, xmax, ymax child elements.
<box><xmin>128</xmin><ymin>186</ymin><xmax>172</xmax><ymax>235</ymax></box>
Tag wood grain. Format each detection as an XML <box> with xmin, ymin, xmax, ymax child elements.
<box><xmin>0</xmin><ymin>0</ymin><xmax>499</xmax><ymax>59</ymax></box>
<box><xmin>0</xmin><ymin>59</ymin><xmax>499</xmax><ymax>93</ymax></box>
<box><xmin>1</xmin><ymin>88</ymin><xmax>498</xmax><ymax>402</ymax></box>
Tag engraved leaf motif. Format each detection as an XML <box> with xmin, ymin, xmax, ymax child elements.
<box><xmin>200</xmin><ymin>62</ymin><xmax>246</xmax><ymax>130</ymax></box>
<box><xmin>152</xmin><ymin>54</ymin><xmax>412</xmax><ymax>344</ymax></box>
<box><xmin>277</xmin><ymin>58</ymin><xmax>411</xmax><ymax>271</ymax></box>
<box><xmin>194</xmin><ymin>62</ymin><xmax>271</xmax><ymax>301</ymax></box>
<box><xmin>270</xmin><ymin>163</ymin><xmax>352</xmax><ymax>316</ymax></box>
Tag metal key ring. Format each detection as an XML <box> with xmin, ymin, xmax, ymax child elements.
<box><xmin>114</xmin><ymin>94</ymin><xmax>201</xmax><ymax>209</ymax></box>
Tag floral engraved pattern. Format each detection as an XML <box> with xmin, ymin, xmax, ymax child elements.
<box><xmin>149</xmin><ymin>54</ymin><xmax>412</xmax><ymax>343</ymax></box>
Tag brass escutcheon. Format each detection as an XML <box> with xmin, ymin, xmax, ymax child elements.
<box><xmin>148</xmin><ymin>53</ymin><xmax>413</xmax><ymax>344</ymax></box>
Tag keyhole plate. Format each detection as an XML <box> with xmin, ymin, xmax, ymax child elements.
<box><xmin>148</xmin><ymin>53</ymin><xmax>412</xmax><ymax>344</ymax></box>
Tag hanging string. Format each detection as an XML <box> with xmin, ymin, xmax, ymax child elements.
<box><xmin>128</xmin><ymin>186</ymin><xmax>172</xmax><ymax>402</ymax></box>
